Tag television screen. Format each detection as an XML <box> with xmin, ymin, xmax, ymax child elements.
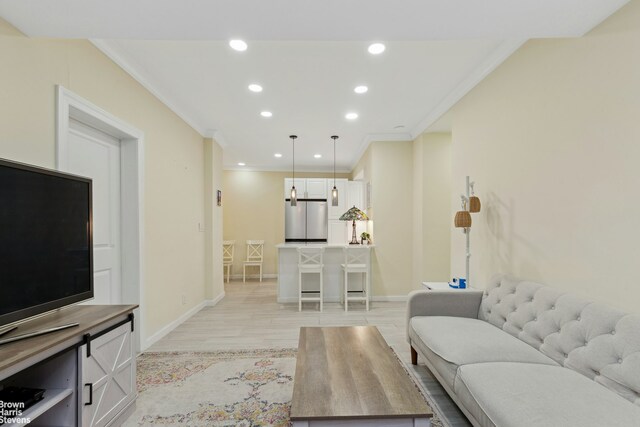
<box><xmin>0</xmin><ymin>159</ymin><xmax>93</xmax><ymax>327</ymax></box>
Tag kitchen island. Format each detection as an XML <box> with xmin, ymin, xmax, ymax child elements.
<box><xmin>276</xmin><ymin>243</ymin><xmax>374</xmax><ymax>303</ymax></box>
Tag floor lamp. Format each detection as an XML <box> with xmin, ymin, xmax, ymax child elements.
<box><xmin>454</xmin><ymin>176</ymin><xmax>481</xmax><ymax>286</ymax></box>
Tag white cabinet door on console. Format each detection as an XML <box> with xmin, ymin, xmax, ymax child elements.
<box><xmin>306</xmin><ymin>178</ymin><xmax>327</xmax><ymax>199</ymax></box>
<box><xmin>80</xmin><ymin>322</ymin><xmax>136</xmax><ymax>427</ymax></box>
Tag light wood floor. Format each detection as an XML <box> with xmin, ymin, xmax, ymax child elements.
<box><xmin>148</xmin><ymin>279</ymin><xmax>412</xmax><ymax>363</ymax></box>
<box><xmin>146</xmin><ymin>279</ymin><xmax>471</xmax><ymax>426</ymax></box>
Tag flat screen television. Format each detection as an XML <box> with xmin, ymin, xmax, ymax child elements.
<box><xmin>0</xmin><ymin>158</ymin><xmax>93</xmax><ymax>329</ymax></box>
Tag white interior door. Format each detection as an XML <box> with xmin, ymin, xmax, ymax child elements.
<box><xmin>66</xmin><ymin>119</ymin><xmax>121</xmax><ymax>304</ymax></box>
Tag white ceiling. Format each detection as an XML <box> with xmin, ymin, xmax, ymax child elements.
<box><xmin>0</xmin><ymin>0</ymin><xmax>629</xmax><ymax>171</ymax></box>
<box><xmin>0</xmin><ymin>0</ymin><xmax>628</xmax><ymax>40</ymax></box>
<box><xmin>95</xmin><ymin>38</ymin><xmax>506</xmax><ymax>171</ymax></box>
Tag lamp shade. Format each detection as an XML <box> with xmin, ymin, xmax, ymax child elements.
<box><xmin>290</xmin><ymin>134</ymin><xmax>297</xmax><ymax>207</ymax></box>
<box><xmin>454</xmin><ymin>210</ymin><xmax>472</xmax><ymax>228</ymax></box>
<box><xmin>331</xmin><ymin>186</ymin><xmax>338</xmax><ymax>206</ymax></box>
<box><xmin>339</xmin><ymin>206</ymin><xmax>369</xmax><ymax>221</ymax></box>
<box><xmin>469</xmin><ymin>196</ymin><xmax>481</xmax><ymax>213</ymax></box>
<box><xmin>331</xmin><ymin>135</ymin><xmax>339</xmax><ymax>207</ymax></box>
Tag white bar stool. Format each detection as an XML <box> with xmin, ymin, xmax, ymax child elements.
<box><xmin>341</xmin><ymin>246</ymin><xmax>371</xmax><ymax>311</ymax></box>
<box><xmin>243</xmin><ymin>240</ymin><xmax>264</xmax><ymax>282</ymax></box>
<box><xmin>297</xmin><ymin>247</ymin><xmax>324</xmax><ymax>312</ymax></box>
<box><xmin>222</xmin><ymin>240</ymin><xmax>235</xmax><ymax>283</ymax></box>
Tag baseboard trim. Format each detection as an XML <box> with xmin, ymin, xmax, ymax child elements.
<box><xmin>143</xmin><ymin>291</ymin><xmax>225</xmax><ymax>350</ymax></box>
<box><xmin>205</xmin><ymin>291</ymin><xmax>226</xmax><ymax>306</ymax></box>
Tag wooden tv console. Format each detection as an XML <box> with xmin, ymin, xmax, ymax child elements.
<box><xmin>0</xmin><ymin>305</ymin><xmax>138</xmax><ymax>426</ymax></box>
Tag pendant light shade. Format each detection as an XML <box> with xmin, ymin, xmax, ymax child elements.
<box><xmin>331</xmin><ymin>135</ymin><xmax>339</xmax><ymax>206</ymax></box>
<box><xmin>454</xmin><ymin>210</ymin><xmax>472</xmax><ymax>228</ymax></box>
<box><xmin>469</xmin><ymin>196</ymin><xmax>481</xmax><ymax>213</ymax></box>
<box><xmin>469</xmin><ymin>182</ymin><xmax>481</xmax><ymax>213</ymax></box>
<box><xmin>454</xmin><ymin>198</ymin><xmax>472</xmax><ymax>228</ymax></box>
<box><xmin>290</xmin><ymin>135</ymin><xmax>298</xmax><ymax>206</ymax></box>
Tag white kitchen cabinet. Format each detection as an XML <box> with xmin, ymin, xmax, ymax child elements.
<box><xmin>347</xmin><ymin>181</ymin><xmax>365</xmax><ymax>210</ymax></box>
<box><xmin>328</xmin><ymin>220</ymin><xmax>348</xmax><ymax>244</ymax></box>
<box><xmin>284</xmin><ymin>178</ymin><xmax>327</xmax><ymax>199</ymax></box>
<box><xmin>284</xmin><ymin>178</ymin><xmax>305</xmax><ymax>199</ymax></box>
<box><xmin>306</xmin><ymin>178</ymin><xmax>327</xmax><ymax>198</ymax></box>
<box><xmin>79</xmin><ymin>321</ymin><xmax>136</xmax><ymax>427</ymax></box>
<box><xmin>327</xmin><ymin>178</ymin><xmax>348</xmax><ymax>219</ymax></box>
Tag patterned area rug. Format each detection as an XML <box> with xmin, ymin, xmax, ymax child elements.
<box><xmin>123</xmin><ymin>348</ymin><xmax>447</xmax><ymax>426</ymax></box>
<box><xmin>123</xmin><ymin>349</ymin><xmax>295</xmax><ymax>426</ymax></box>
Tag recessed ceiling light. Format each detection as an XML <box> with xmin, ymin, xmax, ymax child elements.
<box><xmin>345</xmin><ymin>112</ymin><xmax>359</xmax><ymax>120</ymax></box>
<box><xmin>274</xmin><ymin>153</ymin><xmax>283</xmax><ymax>158</ymax></box>
<box><xmin>237</xmin><ymin>162</ymin><xmax>246</xmax><ymax>166</ymax></box>
<box><xmin>354</xmin><ymin>85</ymin><xmax>368</xmax><ymax>94</ymax></box>
<box><xmin>314</xmin><ymin>154</ymin><xmax>322</xmax><ymax>159</ymax></box>
<box><xmin>260</xmin><ymin>111</ymin><xmax>273</xmax><ymax>117</ymax></box>
<box><xmin>248</xmin><ymin>84</ymin><xmax>263</xmax><ymax>93</ymax></box>
<box><xmin>229</xmin><ymin>39</ymin><xmax>247</xmax><ymax>52</ymax></box>
<box><xmin>368</xmin><ymin>43</ymin><xmax>386</xmax><ymax>55</ymax></box>
<box><xmin>394</xmin><ymin>125</ymin><xmax>405</xmax><ymax>130</ymax></box>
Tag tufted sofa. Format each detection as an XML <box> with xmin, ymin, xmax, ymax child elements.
<box><xmin>406</xmin><ymin>274</ymin><xmax>640</xmax><ymax>427</ymax></box>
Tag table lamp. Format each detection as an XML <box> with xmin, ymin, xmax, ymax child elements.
<box><xmin>340</xmin><ymin>206</ymin><xmax>369</xmax><ymax>245</ymax></box>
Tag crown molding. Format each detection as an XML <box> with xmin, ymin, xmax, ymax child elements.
<box><xmin>90</xmin><ymin>39</ymin><xmax>208</xmax><ymax>137</ymax></box>
<box><xmin>223</xmin><ymin>165</ymin><xmax>352</xmax><ymax>173</ymax></box>
<box><xmin>204</xmin><ymin>129</ymin><xmax>229</xmax><ymax>148</ymax></box>
<box><xmin>348</xmin><ymin>132</ymin><xmax>413</xmax><ymax>169</ymax></box>
<box><xmin>409</xmin><ymin>38</ymin><xmax>527</xmax><ymax>139</ymax></box>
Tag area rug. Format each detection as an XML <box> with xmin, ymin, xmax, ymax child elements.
<box><xmin>395</xmin><ymin>353</ymin><xmax>470</xmax><ymax>427</ymax></box>
<box><xmin>123</xmin><ymin>349</ymin><xmax>296</xmax><ymax>426</ymax></box>
<box><xmin>123</xmin><ymin>348</ymin><xmax>448</xmax><ymax>427</ymax></box>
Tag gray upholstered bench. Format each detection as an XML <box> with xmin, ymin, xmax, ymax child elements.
<box><xmin>407</xmin><ymin>274</ymin><xmax>640</xmax><ymax>427</ymax></box>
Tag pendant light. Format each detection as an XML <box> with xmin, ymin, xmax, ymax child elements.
<box><xmin>331</xmin><ymin>135</ymin><xmax>339</xmax><ymax>206</ymax></box>
<box><xmin>290</xmin><ymin>135</ymin><xmax>298</xmax><ymax>206</ymax></box>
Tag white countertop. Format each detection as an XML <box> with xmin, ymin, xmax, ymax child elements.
<box><xmin>276</xmin><ymin>243</ymin><xmax>375</xmax><ymax>249</ymax></box>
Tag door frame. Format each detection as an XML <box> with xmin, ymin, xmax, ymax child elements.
<box><xmin>56</xmin><ymin>85</ymin><xmax>146</xmax><ymax>351</ymax></box>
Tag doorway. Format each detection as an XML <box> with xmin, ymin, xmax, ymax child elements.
<box><xmin>67</xmin><ymin>118</ymin><xmax>122</xmax><ymax>304</ymax></box>
<box><xmin>56</xmin><ymin>86</ymin><xmax>145</xmax><ymax>351</ymax></box>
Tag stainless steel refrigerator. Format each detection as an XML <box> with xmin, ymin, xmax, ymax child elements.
<box><xmin>285</xmin><ymin>199</ymin><xmax>328</xmax><ymax>242</ymax></box>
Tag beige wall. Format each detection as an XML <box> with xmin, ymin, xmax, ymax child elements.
<box><xmin>370</xmin><ymin>141</ymin><xmax>415</xmax><ymax>296</ymax></box>
<box><xmin>413</xmin><ymin>133</ymin><xmax>452</xmax><ymax>285</ymax></box>
<box><xmin>0</xmin><ymin>19</ymin><xmax>221</xmax><ymax>343</ymax></box>
<box><xmin>204</xmin><ymin>138</ymin><xmax>225</xmax><ymax>300</ymax></box>
<box><xmin>222</xmin><ymin>170</ymin><xmax>349</xmax><ymax>278</ymax></box>
<box><xmin>450</xmin><ymin>0</ymin><xmax>640</xmax><ymax>313</ymax></box>
<box><xmin>352</xmin><ymin>139</ymin><xmax>452</xmax><ymax>297</ymax></box>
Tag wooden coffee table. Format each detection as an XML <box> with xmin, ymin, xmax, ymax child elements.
<box><xmin>290</xmin><ymin>326</ymin><xmax>432</xmax><ymax>426</ymax></box>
